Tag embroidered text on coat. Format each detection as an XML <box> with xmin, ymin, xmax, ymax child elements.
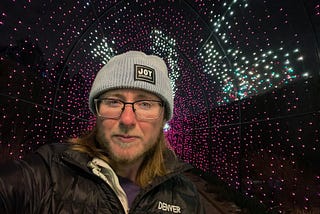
<box><xmin>158</xmin><ymin>201</ymin><xmax>181</xmax><ymax>213</ymax></box>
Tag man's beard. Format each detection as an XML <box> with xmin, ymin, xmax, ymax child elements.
<box><xmin>95</xmin><ymin>129</ymin><xmax>160</xmax><ymax>165</ymax></box>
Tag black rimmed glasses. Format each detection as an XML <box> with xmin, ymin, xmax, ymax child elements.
<box><xmin>94</xmin><ymin>98</ymin><xmax>164</xmax><ymax>120</ymax></box>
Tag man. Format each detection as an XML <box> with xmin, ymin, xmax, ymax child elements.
<box><xmin>0</xmin><ymin>51</ymin><xmax>205</xmax><ymax>213</ymax></box>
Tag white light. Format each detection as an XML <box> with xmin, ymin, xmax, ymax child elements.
<box><xmin>297</xmin><ymin>56</ymin><xmax>304</xmax><ymax>61</ymax></box>
<box><xmin>302</xmin><ymin>72</ymin><xmax>309</xmax><ymax>77</ymax></box>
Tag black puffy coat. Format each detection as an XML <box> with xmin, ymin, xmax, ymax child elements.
<box><xmin>0</xmin><ymin>143</ymin><xmax>205</xmax><ymax>213</ymax></box>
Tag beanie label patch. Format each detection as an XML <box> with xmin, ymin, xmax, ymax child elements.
<box><xmin>134</xmin><ymin>64</ymin><xmax>156</xmax><ymax>84</ymax></box>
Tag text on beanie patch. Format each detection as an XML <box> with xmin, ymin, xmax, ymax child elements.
<box><xmin>134</xmin><ymin>64</ymin><xmax>156</xmax><ymax>84</ymax></box>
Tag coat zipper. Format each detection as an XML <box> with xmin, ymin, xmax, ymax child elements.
<box><xmin>61</xmin><ymin>154</ymin><xmax>127</xmax><ymax>214</ymax></box>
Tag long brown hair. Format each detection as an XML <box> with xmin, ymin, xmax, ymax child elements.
<box><xmin>68</xmin><ymin>126</ymin><xmax>169</xmax><ymax>187</ymax></box>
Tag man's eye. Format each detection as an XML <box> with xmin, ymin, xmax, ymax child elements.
<box><xmin>104</xmin><ymin>99</ymin><xmax>121</xmax><ymax>107</ymax></box>
<box><xmin>138</xmin><ymin>101</ymin><xmax>152</xmax><ymax>109</ymax></box>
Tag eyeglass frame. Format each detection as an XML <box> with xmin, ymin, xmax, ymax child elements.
<box><xmin>93</xmin><ymin>98</ymin><xmax>165</xmax><ymax>120</ymax></box>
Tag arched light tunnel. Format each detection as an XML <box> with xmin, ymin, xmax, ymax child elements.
<box><xmin>0</xmin><ymin>0</ymin><xmax>319</xmax><ymax>213</ymax></box>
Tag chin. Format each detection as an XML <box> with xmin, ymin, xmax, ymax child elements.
<box><xmin>112</xmin><ymin>147</ymin><xmax>142</xmax><ymax>162</ymax></box>
<box><xmin>114</xmin><ymin>153</ymin><xmax>141</xmax><ymax>164</ymax></box>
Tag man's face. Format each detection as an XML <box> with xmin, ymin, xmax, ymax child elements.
<box><xmin>96</xmin><ymin>88</ymin><xmax>165</xmax><ymax>164</ymax></box>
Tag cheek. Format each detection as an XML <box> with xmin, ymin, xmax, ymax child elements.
<box><xmin>97</xmin><ymin>118</ymin><xmax>115</xmax><ymax>128</ymax></box>
<box><xmin>141</xmin><ymin>121</ymin><xmax>163</xmax><ymax>138</ymax></box>
<box><xmin>96</xmin><ymin>119</ymin><xmax>114</xmax><ymax>138</ymax></box>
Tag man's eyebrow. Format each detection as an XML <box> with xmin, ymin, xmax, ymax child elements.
<box><xmin>135</xmin><ymin>94</ymin><xmax>156</xmax><ymax>99</ymax></box>
<box><xmin>101</xmin><ymin>93</ymin><xmax>156</xmax><ymax>100</ymax></box>
<box><xmin>101</xmin><ymin>93</ymin><xmax>124</xmax><ymax>98</ymax></box>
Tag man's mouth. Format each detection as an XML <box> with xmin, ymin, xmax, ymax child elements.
<box><xmin>114</xmin><ymin>134</ymin><xmax>138</xmax><ymax>143</ymax></box>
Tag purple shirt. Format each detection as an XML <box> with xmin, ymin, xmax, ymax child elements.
<box><xmin>118</xmin><ymin>176</ymin><xmax>141</xmax><ymax>208</ymax></box>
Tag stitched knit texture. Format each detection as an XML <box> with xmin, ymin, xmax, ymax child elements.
<box><xmin>89</xmin><ymin>51</ymin><xmax>173</xmax><ymax>120</ymax></box>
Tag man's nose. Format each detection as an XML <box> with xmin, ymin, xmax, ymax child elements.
<box><xmin>119</xmin><ymin>104</ymin><xmax>137</xmax><ymax>125</ymax></box>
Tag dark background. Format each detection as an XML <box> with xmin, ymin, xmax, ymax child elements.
<box><xmin>1</xmin><ymin>0</ymin><xmax>319</xmax><ymax>212</ymax></box>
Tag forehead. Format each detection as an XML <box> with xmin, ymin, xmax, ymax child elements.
<box><xmin>101</xmin><ymin>88</ymin><xmax>160</xmax><ymax>100</ymax></box>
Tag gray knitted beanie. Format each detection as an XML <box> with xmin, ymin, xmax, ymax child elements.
<box><xmin>89</xmin><ymin>51</ymin><xmax>173</xmax><ymax>120</ymax></box>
